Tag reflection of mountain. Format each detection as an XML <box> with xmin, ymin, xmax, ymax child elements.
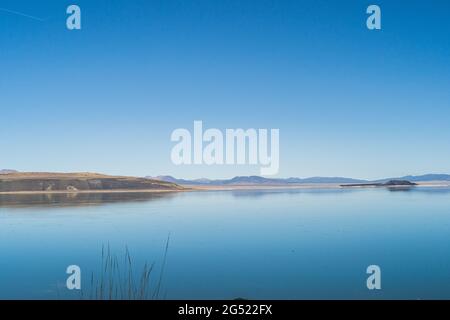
<box><xmin>229</xmin><ymin>188</ymin><xmax>356</xmax><ymax>198</ymax></box>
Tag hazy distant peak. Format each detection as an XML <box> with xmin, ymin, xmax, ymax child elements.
<box><xmin>374</xmin><ymin>174</ymin><xmax>450</xmax><ymax>183</ymax></box>
<box><xmin>150</xmin><ymin>173</ymin><xmax>450</xmax><ymax>186</ymax></box>
<box><xmin>0</xmin><ymin>169</ymin><xmax>18</xmax><ymax>174</ymax></box>
<box><xmin>150</xmin><ymin>175</ymin><xmax>369</xmax><ymax>186</ymax></box>
<box><xmin>400</xmin><ymin>174</ymin><xmax>450</xmax><ymax>181</ymax></box>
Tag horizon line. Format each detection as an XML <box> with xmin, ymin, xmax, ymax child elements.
<box><xmin>2</xmin><ymin>169</ymin><xmax>450</xmax><ymax>181</ymax></box>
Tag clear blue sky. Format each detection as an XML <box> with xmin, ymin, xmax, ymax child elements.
<box><xmin>1</xmin><ymin>0</ymin><xmax>449</xmax><ymax>179</ymax></box>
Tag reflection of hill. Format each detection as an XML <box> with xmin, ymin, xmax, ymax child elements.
<box><xmin>0</xmin><ymin>192</ymin><xmax>178</xmax><ymax>208</ymax></box>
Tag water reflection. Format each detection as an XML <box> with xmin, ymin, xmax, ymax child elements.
<box><xmin>2</xmin><ymin>187</ymin><xmax>450</xmax><ymax>299</ymax></box>
<box><xmin>2</xmin><ymin>187</ymin><xmax>450</xmax><ymax>207</ymax></box>
<box><xmin>386</xmin><ymin>186</ymin><xmax>416</xmax><ymax>192</ymax></box>
<box><xmin>0</xmin><ymin>192</ymin><xmax>178</xmax><ymax>208</ymax></box>
<box><xmin>229</xmin><ymin>188</ymin><xmax>355</xmax><ymax>198</ymax></box>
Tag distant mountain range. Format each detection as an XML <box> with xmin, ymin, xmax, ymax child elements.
<box><xmin>3</xmin><ymin>170</ymin><xmax>450</xmax><ymax>188</ymax></box>
<box><xmin>148</xmin><ymin>174</ymin><xmax>450</xmax><ymax>186</ymax></box>
<box><xmin>0</xmin><ymin>169</ymin><xmax>18</xmax><ymax>174</ymax></box>
<box><xmin>375</xmin><ymin>174</ymin><xmax>450</xmax><ymax>182</ymax></box>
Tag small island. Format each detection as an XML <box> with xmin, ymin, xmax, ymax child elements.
<box><xmin>340</xmin><ymin>180</ymin><xmax>417</xmax><ymax>188</ymax></box>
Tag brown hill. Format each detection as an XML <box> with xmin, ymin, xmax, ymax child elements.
<box><xmin>0</xmin><ymin>172</ymin><xmax>183</xmax><ymax>193</ymax></box>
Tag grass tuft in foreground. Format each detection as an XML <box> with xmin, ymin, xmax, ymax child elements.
<box><xmin>80</xmin><ymin>235</ymin><xmax>170</xmax><ymax>300</ymax></box>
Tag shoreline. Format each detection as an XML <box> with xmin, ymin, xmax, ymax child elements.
<box><xmin>1</xmin><ymin>181</ymin><xmax>449</xmax><ymax>195</ymax></box>
<box><xmin>0</xmin><ymin>189</ymin><xmax>189</xmax><ymax>195</ymax></box>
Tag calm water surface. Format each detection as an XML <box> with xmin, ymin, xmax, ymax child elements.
<box><xmin>1</xmin><ymin>188</ymin><xmax>450</xmax><ymax>299</ymax></box>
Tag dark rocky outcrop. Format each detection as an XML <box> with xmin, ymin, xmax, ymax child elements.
<box><xmin>341</xmin><ymin>180</ymin><xmax>417</xmax><ymax>188</ymax></box>
<box><xmin>383</xmin><ymin>180</ymin><xmax>417</xmax><ymax>186</ymax></box>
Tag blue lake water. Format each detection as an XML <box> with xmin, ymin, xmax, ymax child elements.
<box><xmin>1</xmin><ymin>187</ymin><xmax>450</xmax><ymax>299</ymax></box>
